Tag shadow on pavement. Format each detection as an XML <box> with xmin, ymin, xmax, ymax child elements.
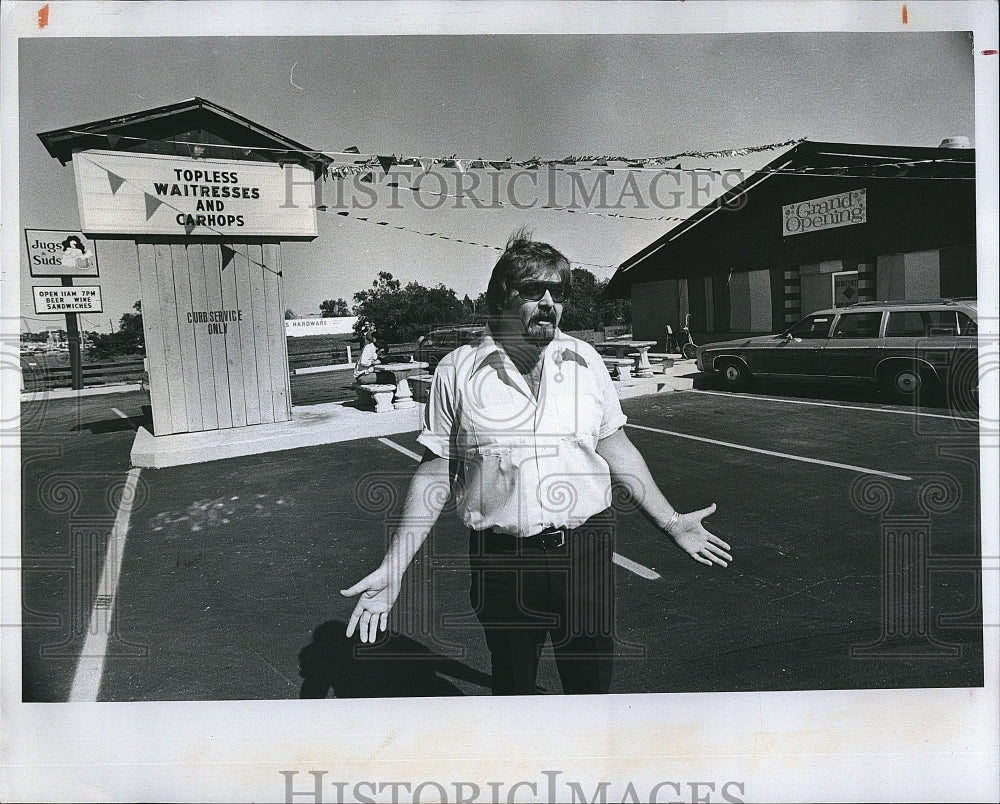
<box><xmin>298</xmin><ymin>620</ymin><xmax>492</xmax><ymax>698</ymax></box>
<box><xmin>75</xmin><ymin>405</ymin><xmax>153</xmax><ymax>435</ymax></box>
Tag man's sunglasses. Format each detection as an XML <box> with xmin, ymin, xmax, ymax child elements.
<box><xmin>513</xmin><ymin>281</ymin><xmax>567</xmax><ymax>303</ymax></box>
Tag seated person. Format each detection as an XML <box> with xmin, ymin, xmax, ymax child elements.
<box><xmin>354</xmin><ymin>331</ymin><xmax>397</xmax><ymax>387</ymax></box>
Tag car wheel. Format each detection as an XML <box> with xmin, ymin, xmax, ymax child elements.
<box><xmin>681</xmin><ymin>343</ymin><xmax>697</xmax><ymax>360</ymax></box>
<box><xmin>719</xmin><ymin>360</ymin><xmax>752</xmax><ymax>391</ymax></box>
<box><xmin>882</xmin><ymin>364</ymin><xmax>926</xmax><ymax>403</ymax></box>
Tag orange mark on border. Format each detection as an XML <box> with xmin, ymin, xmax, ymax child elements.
<box><xmin>901</xmin><ymin>5</ymin><xmax>908</xmax><ymax>24</ymax></box>
<box><xmin>37</xmin><ymin>4</ymin><xmax>49</xmax><ymax>28</ymax></box>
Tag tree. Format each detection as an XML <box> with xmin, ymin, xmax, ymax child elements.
<box><xmin>87</xmin><ymin>301</ymin><xmax>144</xmax><ymax>360</ymax></box>
<box><xmin>320</xmin><ymin>298</ymin><xmax>351</xmax><ymax>317</ymax></box>
<box><xmin>595</xmin><ymin>278</ymin><xmax>631</xmax><ymax>327</ymax></box>
<box><xmin>352</xmin><ymin>271</ymin><xmax>467</xmax><ymax>343</ymax></box>
<box><xmin>559</xmin><ymin>268</ymin><xmax>601</xmax><ymax>331</ymax></box>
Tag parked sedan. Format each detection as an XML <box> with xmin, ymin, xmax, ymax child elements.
<box><xmin>695</xmin><ymin>298</ymin><xmax>978</xmax><ymax>405</ymax></box>
<box><xmin>415</xmin><ymin>324</ymin><xmax>486</xmax><ymax>369</ymax></box>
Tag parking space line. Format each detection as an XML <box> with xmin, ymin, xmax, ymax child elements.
<box><xmin>378</xmin><ymin>437</ymin><xmax>422</xmax><ymax>462</ymax></box>
<box><xmin>69</xmin><ymin>467</ymin><xmax>142</xmax><ymax>702</ymax></box>
<box><xmin>689</xmin><ymin>389</ymin><xmax>964</xmax><ymax>420</ymax></box>
<box><xmin>612</xmin><ymin>552</ymin><xmax>661</xmax><ymax>580</ymax></box>
<box><xmin>111</xmin><ymin>407</ymin><xmax>137</xmax><ymax>430</ymax></box>
<box><xmin>378</xmin><ymin>437</ymin><xmax>660</xmax><ymax>581</ymax></box>
<box><xmin>626</xmin><ymin>423</ymin><xmax>913</xmax><ymax>481</ymax></box>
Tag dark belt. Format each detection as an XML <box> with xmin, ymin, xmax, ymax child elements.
<box><xmin>477</xmin><ymin>525</ymin><xmax>568</xmax><ymax>551</ymax></box>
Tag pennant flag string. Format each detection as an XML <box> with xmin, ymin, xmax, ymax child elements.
<box><xmin>66</xmin><ymin>128</ymin><xmax>803</xmax><ymax>172</ymax></box>
<box><xmin>106</xmin><ymin>171</ymin><xmax>126</xmax><ymax>195</ymax></box>
<box><xmin>374</xmin><ymin>180</ymin><xmax>690</xmax><ymax>222</ymax></box>
<box><xmin>65</xmin><ymin>131</ymin><xmax>973</xmax><ymax>180</ymax></box>
<box><xmin>321</xmin><ymin>206</ymin><xmax>619</xmax><ymax>270</ymax></box>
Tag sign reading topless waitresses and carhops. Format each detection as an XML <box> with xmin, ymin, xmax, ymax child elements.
<box><xmin>782</xmin><ymin>188</ymin><xmax>866</xmax><ymax>237</ymax></box>
<box><xmin>72</xmin><ymin>150</ymin><xmax>318</xmax><ymax>237</ymax></box>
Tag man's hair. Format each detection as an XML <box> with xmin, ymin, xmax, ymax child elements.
<box><xmin>485</xmin><ymin>229</ymin><xmax>571</xmax><ymax>313</ymax></box>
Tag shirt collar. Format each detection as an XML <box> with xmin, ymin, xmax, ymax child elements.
<box><xmin>472</xmin><ymin>324</ymin><xmax>589</xmax><ymax>376</ymax></box>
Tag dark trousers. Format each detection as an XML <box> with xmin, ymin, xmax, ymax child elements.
<box><xmin>469</xmin><ymin>509</ymin><xmax>616</xmax><ymax>695</ymax></box>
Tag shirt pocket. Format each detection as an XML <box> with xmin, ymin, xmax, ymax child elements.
<box><xmin>465</xmin><ymin>445</ymin><xmax>518</xmax><ymax>511</ymax></box>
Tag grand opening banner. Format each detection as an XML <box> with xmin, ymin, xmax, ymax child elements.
<box><xmin>72</xmin><ymin>150</ymin><xmax>318</xmax><ymax>238</ymax></box>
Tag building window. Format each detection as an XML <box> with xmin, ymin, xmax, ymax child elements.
<box><xmin>832</xmin><ymin>270</ymin><xmax>860</xmax><ymax>307</ymax></box>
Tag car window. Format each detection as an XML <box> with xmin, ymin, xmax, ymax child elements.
<box><xmin>788</xmin><ymin>314</ymin><xmax>834</xmax><ymax>340</ymax></box>
<box><xmin>832</xmin><ymin>312</ymin><xmax>883</xmax><ymax>338</ymax></box>
<box><xmin>885</xmin><ymin>310</ymin><xmax>958</xmax><ymax>337</ymax></box>
<box><xmin>957</xmin><ymin>312</ymin><xmax>977</xmax><ymax>336</ymax></box>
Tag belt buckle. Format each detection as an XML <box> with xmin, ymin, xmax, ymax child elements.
<box><xmin>540</xmin><ymin>528</ymin><xmax>566</xmax><ymax>549</ymax></box>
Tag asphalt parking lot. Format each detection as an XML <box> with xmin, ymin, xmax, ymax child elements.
<box><xmin>19</xmin><ymin>374</ymin><xmax>984</xmax><ymax>701</ymax></box>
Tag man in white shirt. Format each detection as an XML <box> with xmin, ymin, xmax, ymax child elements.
<box><xmin>342</xmin><ymin>231</ymin><xmax>732</xmax><ymax>694</ymax></box>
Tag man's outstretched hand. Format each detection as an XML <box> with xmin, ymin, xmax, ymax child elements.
<box><xmin>668</xmin><ymin>503</ymin><xmax>732</xmax><ymax>567</ymax></box>
<box><xmin>340</xmin><ymin>565</ymin><xmax>398</xmax><ymax>643</ymax></box>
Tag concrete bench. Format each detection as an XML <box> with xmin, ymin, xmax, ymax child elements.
<box><xmin>602</xmin><ymin>357</ymin><xmax>635</xmax><ymax>385</ymax></box>
<box><xmin>354</xmin><ymin>383</ymin><xmax>396</xmax><ymax>413</ymax></box>
<box><xmin>645</xmin><ymin>352</ymin><xmax>675</xmax><ymax>372</ymax></box>
<box><xmin>409</xmin><ymin>373</ymin><xmax>433</xmax><ymax>403</ymax></box>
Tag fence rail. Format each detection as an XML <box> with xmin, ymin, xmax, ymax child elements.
<box><xmin>21</xmin><ymin>343</ymin><xmax>421</xmax><ymax>391</ymax></box>
<box><xmin>20</xmin><ymin>359</ymin><xmax>146</xmax><ymax>391</ymax></box>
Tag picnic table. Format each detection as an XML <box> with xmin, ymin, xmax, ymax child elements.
<box><xmin>596</xmin><ymin>340</ymin><xmax>657</xmax><ymax>378</ymax></box>
<box><xmin>376</xmin><ymin>361</ymin><xmax>430</xmax><ymax>409</ymax></box>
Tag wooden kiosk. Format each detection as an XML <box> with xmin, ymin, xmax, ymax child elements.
<box><xmin>38</xmin><ymin>98</ymin><xmax>332</xmax><ymax>459</ymax></box>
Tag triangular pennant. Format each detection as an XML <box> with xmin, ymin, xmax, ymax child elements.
<box><xmin>377</xmin><ymin>155</ymin><xmax>397</xmax><ymax>175</ymax></box>
<box><xmin>360</xmin><ymin>172</ymin><xmax>373</xmax><ymax>183</ymax></box>
<box><xmin>454</xmin><ymin>159</ymin><xmax>466</xmax><ymax>174</ymax></box>
<box><xmin>107</xmin><ymin>171</ymin><xmax>126</xmax><ymax>195</ymax></box>
<box><xmin>220</xmin><ymin>245</ymin><xmax>236</xmax><ymax>269</ymax></box>
<box><xmin>470</xmin><ymin>160</ymin><xmax>486</xmax><ymax>169</ymax></box>
<box><xmin>106</xmin><ymin>134</ymin><xmax>122</xmax><ymax>149</ymax></box>
<box><xmin>143</xmin><ymin>192</ymin><xmax>163</xmax><ymax>220</ymax></box>
<box><xmin>344</xmin><ymin>146</ymin><xmax>361</xmax><ymax>154</ymax></box>
<box><xmin>184</xmin><ymin>220</ymin><xmax>197</xmax><ymax>236</ymax></box>
<box><xmin>489</xmin><ymin>161</ymin><xmax>505</xmax><ymax>171</ymax></box>
<box><xmin>419</xmin><ymin>158</ymin><xmax>433</xmax><ymax>173</ymax></box>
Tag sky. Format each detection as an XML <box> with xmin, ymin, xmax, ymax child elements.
<box><xmin>12</xmin><ymin>26</ymin><xmax>978</xmax><ymax>331</ymax></box>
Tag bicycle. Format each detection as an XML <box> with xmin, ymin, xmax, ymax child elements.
<box><xmin>680</xmin><ymin>313</ymin><xmax>698</xmax><ymax>359</ymax></box>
